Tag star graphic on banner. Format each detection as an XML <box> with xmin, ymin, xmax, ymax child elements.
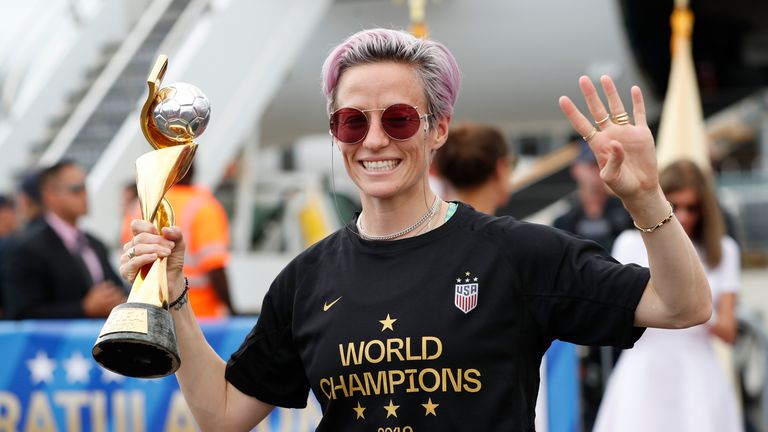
<box><xmin>379</xmin><ymin>314</ymin><xmax>397</xmax><ymax>332</ymax></box>
<box><xmin>422</xmin><ymin>398</ymin><xmax>439</xmax><ymax>416</ymax></box>
<box><xmin>474</xmin><ymin>277</ymin><xmax>478</xmax><ymax>282</ymax></box>
<box><xmin>465</xmin><ymin>271</ymin><xmax>471</xmax><ymax>276</ymax></box>
<box><xmin>64</xmin><ymin>351</ymin><xmax>92</xmax><ymax>384</ymax></box>
<box><xmin>383</xmin><ymin>399</ymin><xmax>400</xmax><ymax>418</ymax></box>
<box><xmin>101</xmin><ymin>367</ymin><xmax>125</xmax><ymax>384</ymax></box>
<box><xmin>353</xmin><ymin>401</ymin><xmax>366</xmax><ymax>419</ymax></box>
<box><xmin>27</xmin><ymin>351</ymin><xmax>56</xmax><ymax>384</ymax></box>
<box><xmin>456</xmin><ymin>278</ymin><xmax>461</xmax><ymax>283</ymax></box>
<box><xmin>465</xmin><ymin>278</ymin><xmax>470</xmax><ymax>282</ymax></box>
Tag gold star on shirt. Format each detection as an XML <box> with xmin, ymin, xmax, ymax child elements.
<box><xmin>422</xmin><ymin>398</ymin><xmax>439</xmax><ymax>416</ymax></box>
<box><xmin>353</xmin><ymin>401</ymin><xmax>366</xmax><ymax>419</ymax></box>
<box><xmin>379</xmin><ymin>314</ymin><xmax>397</xmax><ymax>332</ymax></box>
<box><xmin>465</xmin><ymin>271</ymin><xmax>471</xmax><ymax>276</ymax></box>
<box><xmin>384</xmin><ymin>399</ymin><xmax>400</xmax><ymax>418</ymax></box>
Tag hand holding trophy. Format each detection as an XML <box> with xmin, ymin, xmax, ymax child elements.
<box><xmin>92</xmin><ymin>55</ymin><xmax>210</xmax><ymax>378</ymax></box>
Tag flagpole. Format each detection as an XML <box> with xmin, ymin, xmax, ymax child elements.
<box><xmin>655</xmin><ymin>0</ymin><xmax>711</xmax><ymax>172</ymax></box>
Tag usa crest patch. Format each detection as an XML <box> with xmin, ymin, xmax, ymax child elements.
<box><xmin>454</xmin><ymin>271</ymin><xmax>478</xmax><ymax>313</ymax></box>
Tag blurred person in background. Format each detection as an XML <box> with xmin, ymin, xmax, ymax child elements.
<box><xmin>594</xmin><ymin>159</ymin><xmax>742</xmax><ymax>432</ymax></box>
<box><xmin>121</xmin><ymin>182</ymin><xmax>137</xmax><ymax>222</ymax></box>
<box><xmin>0</xmin><ymin>195</ymin><xmax>16</xmax><ymax>239</ymax></box>
<box><xmin>3</xmin><ymin>160</ymin><xmax>126</xmax><ymax>319</ymax></box>
<box><xmin>15</xmin><ymin>170</ymin><xmax>45</xmax><ymax>229</ymax></box>
<box><xmin>552</xmin><ymin>141</ymin><xmax>633</xmax><ymax>430</ymax></box>
<box><xmin>0</xmin><ymin>171</ymin><xmax>41</xmax><ymax>319</ymax></box>
<box><xmin>121</xmin><ymin>162</ymin><xmax>234</xmax><ymax>317</ymax></box>
<box><xmin>122</xmin><ymin>29</ymin><xmax>711</xmax><ymax>430</ymax></box>
<box><xmin>0</xmin><ymin>195</ymin><xmax>17</xmax><ymax>318</ymax></box>
<box><xmin>554</xmin><ymin>141</ymin><xmax>632</xmax><ymax>252</ymax></box>
<box><xmin>431</xmin><ymin>122</ymin><xmax>513</xmax><ymax>214</ymax></box>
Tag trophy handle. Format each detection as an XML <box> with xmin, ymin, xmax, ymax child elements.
<box><xmin>140</xmin><ymin>54</ymin><xmax>180</xmax><ymax>150</ymax></box>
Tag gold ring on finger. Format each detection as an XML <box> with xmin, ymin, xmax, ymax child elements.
<box><xmin>128</xmin><ymin>247</ymin><xmax>135</xmax><ymax>259</ymax></box>
<box><xmin>595</xmin><ymin>114</ymin><xmax>610</xmax><ymax>127</ymax></box>
<box><xmin>612</xmin><ymin>112</ymin><xmax>630</xmax><ymax>125</ymax></box>
<box><xmin>582</xmin><ymin>127</ymin><xmax>598</xmax><ymax>142</ymax></box>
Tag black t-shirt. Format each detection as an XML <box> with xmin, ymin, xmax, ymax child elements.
<box><xmin>226</xmin><ymin>203</ymin><xmax>649</xmax><ymax>431</ymax></box>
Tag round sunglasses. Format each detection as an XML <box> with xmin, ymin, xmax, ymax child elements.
<box><xmin>329</xmin><ymin>104</ymin><xmax>431</xmax><ymax>144</ymax></box>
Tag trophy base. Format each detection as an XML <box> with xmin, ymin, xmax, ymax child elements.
<box><xmin>92</xmin><ymin>303</ymin><xmax>180</xmax><ymax>378</ymax></box>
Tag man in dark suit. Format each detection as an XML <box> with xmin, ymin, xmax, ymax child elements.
<box><xmin>0</xmin><ymin>194</ymin><xmax>17</xmax><ymax>318</ymax></box>
<box><xmin>3</xmin><ymin>161</ymin><xmax>126</xmax><ymax>319</ymax></box>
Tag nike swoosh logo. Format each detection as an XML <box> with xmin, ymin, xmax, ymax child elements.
<box><xmin>323</xmin><ymin>296</ymin><xmax>343</xmax><ymax>312</ymax></box>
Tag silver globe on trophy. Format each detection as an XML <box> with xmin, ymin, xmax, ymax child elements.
<box><xmin>92</xmin><ymin>55</ymin><xmax>210</xmax><ymax>378</ymax></box>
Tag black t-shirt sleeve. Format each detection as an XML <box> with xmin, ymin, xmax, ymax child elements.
<box><xmin>518</xmin><ymin>224</ymin><xmax>649</xmax><ymax>348</ymax></box>
<box><xmin>225</xmin><ymin>265</ymin><xmax>310</xmax><ymax>408</ymax></box>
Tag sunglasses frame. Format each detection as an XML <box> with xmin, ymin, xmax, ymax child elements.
<box><xmin>329</xmin><ymin>104</ymin><xmax>432</xmax><ymax>144</ymax></box>
<box><xmin>62</xmin><ymin>183</ymin><xmax>87</xmax><ymax>194</ymax></box>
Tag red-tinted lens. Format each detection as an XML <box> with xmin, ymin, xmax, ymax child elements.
<box><xmin>330</xmin><ymin>108</ymin><xmax>369</xmax><ymax>143</ymax></box>
<box><xmin>380</xmin><ymin>104</ymin><xmax>421</xmax><ymax>140</ymax></box>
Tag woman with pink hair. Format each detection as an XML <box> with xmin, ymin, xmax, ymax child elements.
<box><xmin>122</xmin><ymin>28</ymin><xmax>711</xmax><ymax>431</ymax></box>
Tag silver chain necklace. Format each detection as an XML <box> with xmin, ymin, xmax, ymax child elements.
<box><xmin>356</xmin><ymin>196</ymin><xmax>441</xmax><ymax>241</ymax></box>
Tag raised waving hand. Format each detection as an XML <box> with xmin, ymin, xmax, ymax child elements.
<box><xmin>559</xmin><ymin>75</ymin><xmax>659</xmax><ymax>204</ymax></box>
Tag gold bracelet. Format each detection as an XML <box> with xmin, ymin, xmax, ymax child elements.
<box><xmin>633</xmin><ymin>202</ymin><xmax>674</xmax><ymax>233</ymax></box>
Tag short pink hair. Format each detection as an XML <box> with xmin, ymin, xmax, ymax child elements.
<box><xmin>321</xmin><ymin>28</ymin><xmax>461</xmax><ymax>127</ymax></box>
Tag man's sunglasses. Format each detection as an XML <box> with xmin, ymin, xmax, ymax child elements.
<box><xmin>63</xmin><ymin>183</ymin><xmax>86</xmax><ymax>194</ymax></box>
<box><xmin>329</xmin><ymin>104</ymin><xmax>431</xmax><ymax>144</ymax></box>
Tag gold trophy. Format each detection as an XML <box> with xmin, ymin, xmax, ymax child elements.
<box><xmin>92</xmin><ymin>55</ymin><xmax>210</xmax><ymax>378</ymax></box>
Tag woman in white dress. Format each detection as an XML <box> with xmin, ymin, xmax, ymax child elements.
<box><xmin>593</xmin><ymin>159</ymin><xmax>742</xmax><ymax>432</ymax></box>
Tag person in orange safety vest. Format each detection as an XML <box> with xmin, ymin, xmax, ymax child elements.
<box><xmin>121</xmin><ymin>163</ymin><xmax>234</xmax><ymax>317</ymax></box>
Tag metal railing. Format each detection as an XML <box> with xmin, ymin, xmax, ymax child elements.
<box><xmin>39</xmin><ymin>0</ymin><xmax>194</xmax><ymax>171</ymax></box>
<box><xmin>0</xmin><ymin>0</ymin><xmax>142</xmax><ymax>191</ymax></box>
<box><xmin>735</xmin><ymin>310</ymin><xmax>768</xmax><ymax>432</ymax></box>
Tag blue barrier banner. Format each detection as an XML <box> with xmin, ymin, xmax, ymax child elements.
<box><xmin>545</xmin><ymin>341</ymin><xmax>579</xmax><ymax>432</ymax></box>
<box><xmin>0</xmin><ymin>318</ymin><xmax>321</xmax><ymax>432</ymax></box>
<box><xmin>0</xmin><ymin>320</ymin><xmax>578</xmax><ymax>431</ymax></box>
